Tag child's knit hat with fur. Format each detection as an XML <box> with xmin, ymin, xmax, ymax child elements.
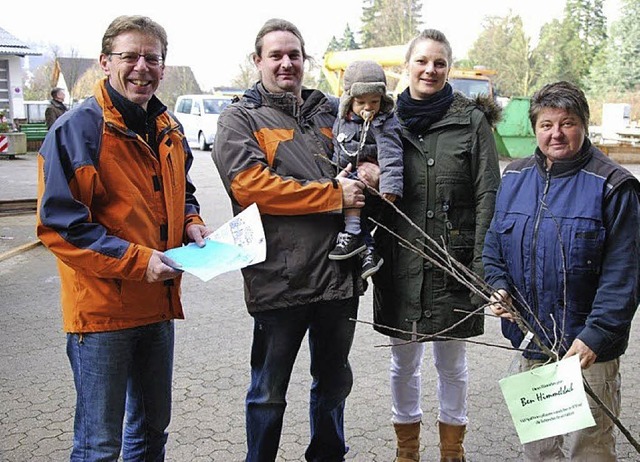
<box><xmin>339</xmin><ymin>60</ymin><xmax>395</xmax><ymax>118</ymax></box>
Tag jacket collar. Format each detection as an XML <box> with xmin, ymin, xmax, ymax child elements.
<box><xmin>104</xmin><ymin>79</ymin><xmax>166</xmax><ymax>136</ymax></box>
<box><xmin>50</xmin><ymin>99</ymin><xmax>67</xmax><ymax>111</ymax></box>
<box><xmin>242</xmin><ymin>82</ymin><xmax>330</xmax><ymax>119</ymax></box>
<box><xmin>94</xmin><ymin>78</ymin><xmax>171</xmax><ymax>131</ymax></box>
<box><xmin>401</xmin><ymin>92</ymin><xmax>479</xmax><ymax>133</ymax></box>
<box><xmin>93</xmin><ymin>79</ymin><xmax>175</xmax><ymax>156</ymax></box>
<box><xmin>534</xmin><ymin>137</ymin><xmax>593</xmax><ymax>177</ymax></box>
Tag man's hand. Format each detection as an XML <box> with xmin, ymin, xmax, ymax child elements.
<box><xmin>145</xmin><ymin>250</ymin><xmax>182</xmax><ymax>283</ymax></box>
<box><xmin>382</xmin><ymin>193</ymin><xmax>397</xmax><ymax>203</ymax></box>
<box><xmin>357</xmin><ymin>161</ymin><xmax>380</xmax><ymax>190</ymax></box>
<box><xmin>186</xmin><ymin>223</ymin><xmax>211</xmax><ymax>248</ymax></box>
<box><xmin>488</xmin><ymin>289</ymin><xmax>515</xmax><ymax>322</ymax></box>
<box><xmin>336</xmin><ymin>164</ymin><xmax>365</xmax><ymax>209</ymax></box>
<box><xmin>564</xmin><ymin>338</ymin><xmax>597</xmax><ymax>369</ymax></box>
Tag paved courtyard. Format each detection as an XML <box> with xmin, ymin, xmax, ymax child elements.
<box><xmin>1</xmin><ymin>152</ymin><xmax>639</xmax><ymax>461</ymax></box>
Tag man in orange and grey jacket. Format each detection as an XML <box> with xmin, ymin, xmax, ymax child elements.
<box><xmin>36</xmin><ymin>15</ymin><xmax>208</xmax><ymax>460</ymax></box>
<box><xmin>212</xmin><ymin>18</ymin><xmax>368</xmax><ymax>462</ymax></box>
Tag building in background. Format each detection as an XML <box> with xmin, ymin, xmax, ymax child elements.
<box><xmin>0</xmin><ymin>26</ymin><xmax>41</xmax><ymax>125</ymax></box>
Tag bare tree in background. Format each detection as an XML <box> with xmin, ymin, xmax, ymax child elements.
<box><xmin>231</xmin><ymin>55</ymin><xmax>259</xmax><ymax>92</ymax></box>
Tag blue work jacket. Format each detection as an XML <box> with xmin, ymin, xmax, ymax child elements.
<box><xmin>483</xmin><ymin>140</ymin><xmax>640</xmax><ymax>361</ymax></box>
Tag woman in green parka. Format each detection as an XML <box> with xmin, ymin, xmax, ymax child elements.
<box><xmin>371</xmin><ymin>29</ymin><xmax>501</xmax><ymax>462</ymax></box>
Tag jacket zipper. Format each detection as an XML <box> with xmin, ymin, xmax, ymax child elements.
<box><xmin>165</xmin><ymin>153</ymin><xmax>176</xmax><ymax>189</ymax></box>
<box><xmin>107</xmin><ymin>120</ymin><xmax>179</xmax><ymax>321</ymax></box>
<box><xmin>167</xmin><ymin>284</ymin><xmax>175</xmax><ymax>318</ymax></box>
<box><xmin>106</xmin><ymin>121</ymin><xmax>179</xmax><ymax>157</ymax></box>
<box><xmin>531</xmin><ymin>171</ymin><xmax>551</xmax><ymax>319</ymax></box>
<box><xmin>300</xmin><ymin>106</ymin><xmax>334</xmax><ymax>177</ymax></box>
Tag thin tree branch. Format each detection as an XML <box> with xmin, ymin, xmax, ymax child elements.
<box><xmin>316</xmin><ymin>148</ymin><xmax>639</xmax><ymax>454</ymax></box>
<box><xmin>351</xmin><ymin>318</ymin><xmax>540</xmax><ymax>353</ymax></box>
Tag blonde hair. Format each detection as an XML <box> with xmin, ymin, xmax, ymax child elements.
<box><xmin>404</xmin><ymin>29</ymin><xmax>452</xmax><ymax>64</ymax></box>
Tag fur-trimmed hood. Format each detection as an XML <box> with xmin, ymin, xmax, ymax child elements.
<box><xmin>472</xmin><ymin>94</ymin><xmax>502</xmax><ymax>127</ymax></box>
<box><xmin>447</xmin><ymin>91</ymin><xmax>502</xmax><ymax>128</ymax></box>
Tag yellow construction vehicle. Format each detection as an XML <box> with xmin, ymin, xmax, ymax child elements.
<box><xmin>322</xmin><ymin>45</ymin><xmax>496</xmax><ymax>99</ymax></box>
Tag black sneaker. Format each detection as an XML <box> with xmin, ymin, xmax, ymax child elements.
<box><xmin>361</xmin><ymin>247</ymin><xmax>384</xmax><ymax>279</ymax></box>
<box><xmin>328</xmin><ymin>232</ymin><xmax>367</xmax><ymax>260</ymax></box>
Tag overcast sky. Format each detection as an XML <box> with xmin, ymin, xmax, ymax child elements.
<box><xmin>3</xmin><ymin>0</ymin><xmax>621</xmax><ymax>90</ymax></box>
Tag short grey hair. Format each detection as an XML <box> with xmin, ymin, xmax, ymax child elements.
<box><xmin>529</xmin><ymin>81</ymin><xmax>590</xmax><ymax>130</ymax></box>
<box><xmin>102</xmin><ymin>15</ymin><xmax>168</xmax><ymax>60</ymax></box>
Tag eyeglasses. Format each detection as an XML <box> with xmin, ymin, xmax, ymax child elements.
<box><xmin>109</xmin><ymin>52</ymin><xmax>164</xmax><ymax>66</ymax></box>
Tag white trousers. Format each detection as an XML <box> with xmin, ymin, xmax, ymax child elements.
<box><xmin>390</xmin><ymin>337</ymin><xmax>468</xmax><ymax>426</ymax></box>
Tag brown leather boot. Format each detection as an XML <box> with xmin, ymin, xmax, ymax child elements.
<box><xmin>438</xmin><ymin>421</ymin><xmax>466</xmax><ymax>462</ymax></box>
<box><xmin>393</xmin><ymin>422</ymin><xmax>420</xmax><ymax>461</ymax></box>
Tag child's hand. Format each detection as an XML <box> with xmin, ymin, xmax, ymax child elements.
<box><xmin>382</xmin><ymin>193</ymin><xmax>397</xmax><ymax>203</ymax></box>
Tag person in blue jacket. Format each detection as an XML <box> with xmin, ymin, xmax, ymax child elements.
<box><xmin>483</xmin><ymin>80</ymin><xmax>640</xmax><ymax>461</ymax></box>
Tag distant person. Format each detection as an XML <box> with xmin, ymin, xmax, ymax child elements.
<box><xmin>212</xmin><ymin>18</ymin><xmax>367</xmax><ymax>462</ymax></box>
<box><xmin>36</xmin><ymin>15</ymin><xmax>209</xmax><ymax>460</ymax></box>
<box><xmin>330</xmin><ymin>59</ymin><xmax>403</xmax><ymax>280</ymax></box>
<box><xmin>371</xmin><ymin>29</ymin><xmax>501</xmax><ymax>461</ymax></box>
<box><xmin>44</xmin><ymin>87</ymin><xmax>67</xmax><ymax>128</ymax></box>
<box><xmin>484</xmin><ymin>80</ymin><xmax>640</xmax><ymax>461</ymax></box>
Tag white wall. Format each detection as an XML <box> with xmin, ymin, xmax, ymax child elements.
<box><xmin>8</xmin><ymin>56</ymin><xmax>26</xmax><ymax>120</ymax></box>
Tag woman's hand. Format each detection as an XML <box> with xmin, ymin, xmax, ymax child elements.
<box><xmin>488</xmin><ymin>289</ymin><xmax>515</xmax><ymax>322</ymax></box>
<box><xmin>564</xmin><ymin>338</ymin><xmax>597</xmax><ymax>369</ymax></box>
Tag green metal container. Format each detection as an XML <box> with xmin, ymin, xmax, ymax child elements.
<box><xmin>494</xmin><ymin>97</ymin><xmax>537</xmax><ymax>159</ymax></box>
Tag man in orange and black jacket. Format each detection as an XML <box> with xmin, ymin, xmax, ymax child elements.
<box><xmin>212</xmin><ymin>18</ymin><xmax>368</xmax><ymax>462</ymax></box>
<box><xmin>36</xmin><ymin>15</ymin><xmax>208</xmax><ymax>460</ymax></box>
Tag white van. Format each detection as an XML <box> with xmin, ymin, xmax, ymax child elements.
<box><xmin>174</xmin><ymin>95</ymin><xmax>232</xmax><ymax>151</ymax></box>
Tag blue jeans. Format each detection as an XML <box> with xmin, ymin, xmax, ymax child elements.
<box><xmin>66</xmin><ymin>320</ymin><xmax>174</xmax><ymax>461</ymax></box>
<box><xmin>245</xmin><ymin>297</ymin><xmax>359</xmax><ymax>462</ymax></box>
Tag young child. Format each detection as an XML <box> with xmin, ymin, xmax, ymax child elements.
<box><xmin>329</xmin><ymin>60</ymin><xmax>404</xmax><ymax>279</ymax></box>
